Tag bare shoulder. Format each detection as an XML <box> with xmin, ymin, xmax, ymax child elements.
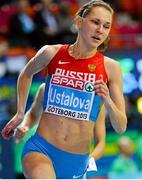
<box><xmin>44</xmin><ymin>44</ymin><xmax>62</xmax><ymax>56</ymax></box>
<box><xmin>104</xmin><ymin>56</ymin><xmax>120</xmax><ymax>68</ymax></box>
<box><xmin>104</xmin><ymin>56</ymin><xmax>122</xmax><ymax>81</ymax></box>
<box><xmin>45</xmin><ymin>44</ymin><xmax>63</xmax><ymax>52</ymax></box>
<box><xmin>25</xmin><ymin>44</ymin><xmax>63</xmax><ymax>75</ymax></box>
<box><xmin>38</xmin><ymin>44</ymin><xmax>63</xmax><ymax>61</ymax></box>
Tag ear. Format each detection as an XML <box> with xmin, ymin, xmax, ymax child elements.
<box><xmin>73</xmin><ymin>16</ymin><xmax>82</xmax><ymax>30</ymax></box>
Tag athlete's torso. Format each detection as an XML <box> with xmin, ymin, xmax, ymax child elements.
<box><xmin>37</xmin><ymin>44</ymin><xmax>107</xmax><ymax>154</ymax></box>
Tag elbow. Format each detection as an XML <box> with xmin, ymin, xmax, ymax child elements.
<box><xmin>116</xmin><ymin>126</ymin><xmax>127</xmax><ymax>134</ymax></box>
<box><xmin>116</xmin><ymin>118</ymin><xmax>127</xmax><ymax>134</ymax></box>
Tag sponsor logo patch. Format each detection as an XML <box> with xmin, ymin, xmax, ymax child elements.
<box><xmin>45</xmin><ymin>68</ymin><xmax>96</xmax><ymax>120</ymax></box>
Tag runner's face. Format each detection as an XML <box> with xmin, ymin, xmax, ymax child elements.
<box><xmin>79</xmin><ymin>6</ymin><xmax>112</xmax><ymax>48</ymax></box>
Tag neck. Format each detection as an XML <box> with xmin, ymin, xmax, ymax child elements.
<box><xmin>69</xmin><ymin>41</ymin><xmax>97</xmax><ymax>59</ymax></box>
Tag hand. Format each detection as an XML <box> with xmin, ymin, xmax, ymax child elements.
<box><xmin>14</xmin><ymin>126</ymin><xmax>29</xmax><ymax>143</ymax></box>
<box><xmin>1</xmin><ymin>114</ymin><xmax>23</xmax><ymax>140</ymax></box>
<box><xmin>94</xmin><ymin>74</ymin><xmax>110</xmax><ymax>101</ymax></box>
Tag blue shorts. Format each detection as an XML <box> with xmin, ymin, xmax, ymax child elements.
<box><xmin>22</xmin><ymin>133</ymin><xmax>89</xmax><ymax>179</ymax></box>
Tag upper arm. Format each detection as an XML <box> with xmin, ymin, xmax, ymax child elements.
<box><xmin>30</xmin><ymin>83</ymin><xmax>45</xmax><ymax>119</ymax></box>
<box><xmin>105</xmin><ymin>58</ymin><xmax>126</xmax><ymax>113</ymax></box>
<box><xmin>22</xmin><ymin>45</ymin><xmax>61</xmax><ymax>77</ymax></box>
<box><xmin>93</xmin><ymin>105</ymin><xmax>106</xmax><ymax>145</ymax></box>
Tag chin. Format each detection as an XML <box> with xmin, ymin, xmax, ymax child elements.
<box><xmin>89</xmin><ymin>42</ymin><xmax>98</xmax><ymax>49</ymax></box>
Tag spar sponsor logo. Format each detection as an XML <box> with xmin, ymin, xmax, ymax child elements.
<box><xmin>45</xmin><ymin>68</ymin><xmax>96</xmax><ymax>120</ymax></box>
<box><xmin>51</xmin><ymin>68</ymin><xmax>96</xmax><ymax>90</ymax></box>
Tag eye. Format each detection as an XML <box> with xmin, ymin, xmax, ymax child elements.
<box><xmin>104</xmin><ymin>23</ymin><xmax>111</xmax><ymax>29</ymax></box>
<box><xmin>104</xmin><ymin>25</ymin><xmax>110</xmax><ymax>29</ymax></box>
<box><xmin>91</xmin><ymin>20</ymin><xmax>100</xmax><ymax>25</ymax></box>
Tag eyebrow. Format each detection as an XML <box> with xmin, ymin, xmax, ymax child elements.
<box><xmin>90</xmin><ymin>18</ymin><xmax>111</xmax><ymax>25</ymax></box>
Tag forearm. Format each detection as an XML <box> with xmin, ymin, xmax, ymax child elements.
<box><xmin>17</xmin><ymin>71</ymin><xmax>33</xmax><ymax>116</ymax></box>
<box><xmin>104</xmin><ymin>97</ymin><xmax>127</xmax><ymax>134</ymax></box>
<box><xmin>90</xmin><ymin>143</ymin><xmax>105</xmax><ymax>160</ymax></box>
<box><xmin>20</xmin><ymin>111</ymin><xmax>37</xmax><ymax>129</ymax></box>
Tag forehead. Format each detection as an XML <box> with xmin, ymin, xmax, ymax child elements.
<box><xmin>86</xmin><ymin>6</ymin><xmax>112</xmax><ymax>24</ymax></box>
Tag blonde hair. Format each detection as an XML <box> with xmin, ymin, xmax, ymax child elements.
<box><xmin>76</xmin><ymin>0</ymin><xmax>114</xmax><ymax>52</ymax></box>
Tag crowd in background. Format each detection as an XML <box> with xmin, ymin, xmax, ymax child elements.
<box><xmin>0</xmin><ymin>0</ymin><xmax>142</xmax><ymax>50</ymax></box>
<box><xmin>0</xmin><ymin>0</ymin><xmax>142</xmax><ymax>78</ymax></box>
<box><xmin>0</xmin><ymin>0</ymin><xmax>142</xmax><ymax>179</ymax></box>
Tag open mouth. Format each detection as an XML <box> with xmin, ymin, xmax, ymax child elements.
<box><xmin>92</xmin><ymin>36</ymin><xmax>101</xmax><ymax>41</ymax></box>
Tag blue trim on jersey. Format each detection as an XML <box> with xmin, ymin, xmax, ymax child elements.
<box><xmin>43</xmin><ymin>75</ymin><xmax>51</xmax><ymax>110</ymax></box>
<box><xmin>90</xmin><ymin>95</ymin><xmax>101</xmax><ymax>121</ymax></box>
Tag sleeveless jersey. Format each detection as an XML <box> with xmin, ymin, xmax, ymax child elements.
<box><xmin>43</xmin><ymin>45</ymin><xmax>107</xmax><ymax>122</ymax></box>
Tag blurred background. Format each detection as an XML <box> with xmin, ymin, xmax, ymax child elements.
<box><xmin>0</xmin><ymin>0</ymin><xmax>142</xmax><ymax>179</ymax></box>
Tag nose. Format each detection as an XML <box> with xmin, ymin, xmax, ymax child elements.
<box><xmin>97</xmin><ymin>25</ymin><xmax>103</xmax><ymax>34</ymax></box>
